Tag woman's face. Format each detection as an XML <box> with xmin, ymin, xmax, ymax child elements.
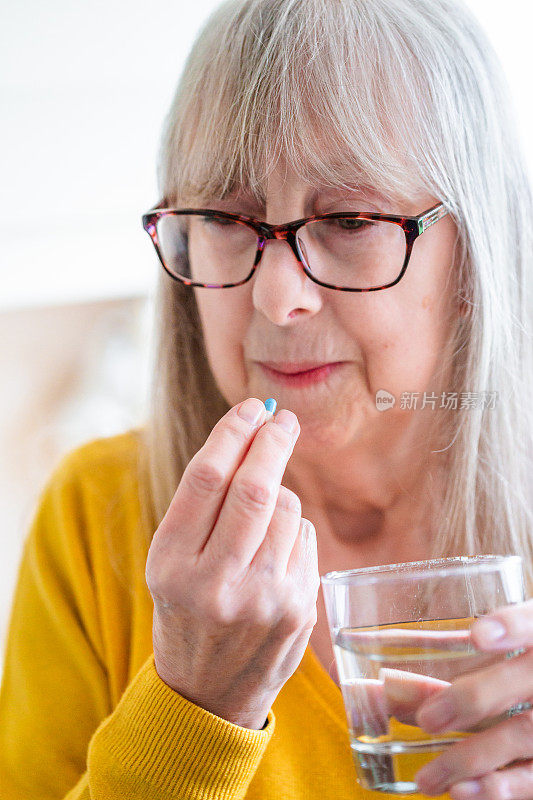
<box><xmin>192</xmin><ymin>165</ymin><xmax>461</xmax><ymax>453</ymax></box>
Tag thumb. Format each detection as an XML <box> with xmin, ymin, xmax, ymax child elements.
<box><xmin>379</xmin><ymin>668</ymin><xmax>450</xmax><ymax>726</ymax></box>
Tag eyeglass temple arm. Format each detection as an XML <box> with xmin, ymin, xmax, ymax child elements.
<box><xmin>417</xmin><ymin>203</ymin><xmax>449</xmax><ymax>235</ymax></box>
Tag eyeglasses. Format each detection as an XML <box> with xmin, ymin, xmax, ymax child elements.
<box><xmin>141</xmin><ymin>202</ymin><xmax>449</xmax><ymax>292</ymax></box>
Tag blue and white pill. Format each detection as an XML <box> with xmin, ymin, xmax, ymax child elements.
<box><xmin>264</xmin><ymin>398</ymin><xmax>277</xmax><ymax>418</ymax></box>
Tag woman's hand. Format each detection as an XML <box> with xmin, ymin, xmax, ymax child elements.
<box><xmin>145</xmin><ymin>397</ymin><xmax>319</xmax><ymax>730</ymax></box>
<box><xmin>413</xmin><ymin>599</ymin><xmax>533</xmax><ymax>799</ymax></box>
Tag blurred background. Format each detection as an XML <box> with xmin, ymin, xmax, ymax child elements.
<box><xmin>1</xmin><ymin>0</ymin><xmax>532</xmax><ymax>668</ymax></box>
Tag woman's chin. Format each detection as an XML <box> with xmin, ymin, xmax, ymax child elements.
<box><xmin>247</xmin><ymin>372</ymin><xmax>372</xmax><ymax>441</ymax></box>
<box><xmin>294</xmin><ymin>411</ymin><xmax>368</xmax><ymax>450</ymax></box>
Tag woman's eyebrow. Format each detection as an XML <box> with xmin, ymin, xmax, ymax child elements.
<box><xmin>207</xmin><ymin>184</ymin><xmax>404</xmax><ymax>214</ymax></box>
<box><xmin>312</xmin><ymin>186</ymin><xmax>401</xmax><ymax>211</ymax></box>
<box><xmin>334</xmin><ymin>184</ymin><xmax>401</xmax><ymax>203</ymax></box>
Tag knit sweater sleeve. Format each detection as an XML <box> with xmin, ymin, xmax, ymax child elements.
<box><xmin>0</xmin><ymin>447</ymin><xmax>275</xmax><ymax>800</ymax></box>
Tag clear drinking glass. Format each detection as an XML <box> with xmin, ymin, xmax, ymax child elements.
<box><xmin>321</xmin><ymin>555</ymin><xmax>525</xmax><ymax>794</ymax></box>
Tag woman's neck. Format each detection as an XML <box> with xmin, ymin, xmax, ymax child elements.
<box><xmin>284</xmin><ymin>451</ymin><xmax>446</xmax><ymax>571</ymax></box>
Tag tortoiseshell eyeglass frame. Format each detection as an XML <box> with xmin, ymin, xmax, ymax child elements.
<box><xmin>141</xmin><ymin>202</ymin><xmax>450</xmax><ymax>292</ymax></box>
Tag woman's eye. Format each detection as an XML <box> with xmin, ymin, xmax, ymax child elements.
<box><xmin>331</xmin><ymin>218</ymin><xmax>369</xmax><ymax>231</ymax></box>
<box><xmin>202</xmin><ymin>216</ymin><xmax>238</xmax><ymax>226</ymax></box>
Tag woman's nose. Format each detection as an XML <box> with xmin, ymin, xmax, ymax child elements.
<box><xmin>251</xmin><ymin>237</ymin><xmax>323</xmax><ymax>325</ymax></box>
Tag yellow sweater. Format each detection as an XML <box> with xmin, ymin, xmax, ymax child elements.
<box><xmin>0</xmin><ymin>430</ymin><xmax>446</xmax><ymax>799</ymax></box>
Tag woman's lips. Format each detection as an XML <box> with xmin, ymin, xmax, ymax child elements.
<box><xmin>257</xmin><ymin>362</ymin><xmax>346</xmax><ymax>387</ymax></box>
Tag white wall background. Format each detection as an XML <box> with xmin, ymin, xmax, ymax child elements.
<box><xmin>1</xmin><ymin>0</ymin><xmax>532</xmax><ymax>666</ymax></box>
<box><xmin>1</xmin><ymin>0</ymin><xmax>225</xmax><ymax>309</ymax></box>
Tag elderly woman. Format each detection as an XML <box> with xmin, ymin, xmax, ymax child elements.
<box><xmin>1</xmin><ymin>0</ymin><xmax>533</xmax><ymax>798</ymax></box>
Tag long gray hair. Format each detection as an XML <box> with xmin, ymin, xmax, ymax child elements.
<box><xmin>135</xmin><ymin>0</ymin><xmax>533</xmax><ymax>589</ymax></box>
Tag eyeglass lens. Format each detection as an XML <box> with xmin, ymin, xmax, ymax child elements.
<box><xmin>155</xmin><ymin>213</ymin><xmax>407</xmax><ymax>290</ymax></box>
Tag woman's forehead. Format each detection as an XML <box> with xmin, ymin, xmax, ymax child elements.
<box><xmin>180</xmin><ymin>139</ymin><xmax>432</xmax><ymax>211</ymax></box>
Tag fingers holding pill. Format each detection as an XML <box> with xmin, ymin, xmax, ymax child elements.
<box><xmin>146</xmin><ymin>396</ymin><xmax>319</xmax><ymax>731</ymax></box>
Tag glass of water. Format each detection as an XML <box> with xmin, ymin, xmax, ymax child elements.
<box><xmin>321</xmin><ymin>555</ymin><xmax>525</xmax><ymax>794</ymax></box>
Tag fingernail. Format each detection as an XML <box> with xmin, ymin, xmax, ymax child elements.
<box><xmin>274</xmin><ymin>410</ymin><xmax>298</xmax><ymax>434</ymax></box>
<box><xmin>417</xmin><ymin>696</ymin><xmax>456</xmax><ymax>731</ymax></box>
<box><xmin>452</xmin><ymin>780</ymin><xmax>482</xmax><ymax>799</ymax></box>
<box><xmin>474</xmin><ymin>618</ymin><xmax>507</xmax><ymax>646</ymax></box>
<box><xmin>379</xmin><ymin>668</ymin><xmax>422</xmax><ymax>705</ymax></box>
<box><xmin>237</xmin><ymin>398</ymin><xmax>264</xmax><ymax>426</ymax></box>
